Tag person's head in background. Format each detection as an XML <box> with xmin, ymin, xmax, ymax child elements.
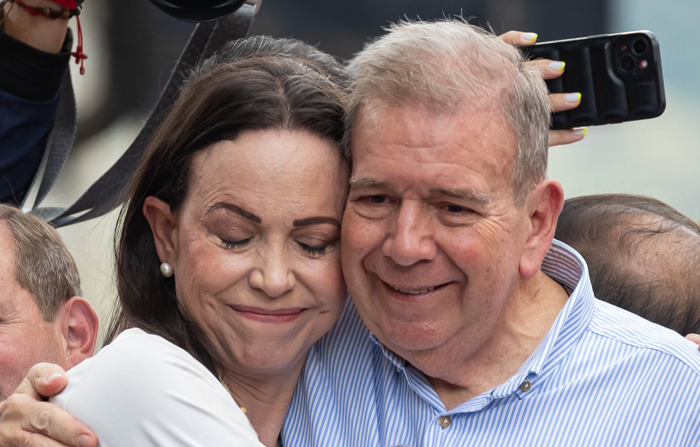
<box><xmin>0</xmin><ymin>204</ymin><xmax>98</xmax><ymax>401</ymax></box>
<box><xmin>555</xmin><ymin>194</ymin><xmax>700</xmax><ymax>335</ymax></box>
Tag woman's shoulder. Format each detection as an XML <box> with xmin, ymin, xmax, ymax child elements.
<box><xmin>52</xmin><ymin>328</ymin><xmax>263</xmax><ymax>447</ymax></box>
<box><xmin>61</xmin><ymin>328</ymin><xmax>218</xmax><ymax>392</ymax></box>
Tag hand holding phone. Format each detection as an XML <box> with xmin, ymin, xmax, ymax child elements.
<box><xmin>499</xmin><ymin>31</ymin><xmax>586</xmax><ymax>146</ymax></box>
<box><xmin>525</xmin><ymin>31</ymin><xmax>665</xmax><ymax>130</ymax></box>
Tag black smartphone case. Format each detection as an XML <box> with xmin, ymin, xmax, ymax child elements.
<box><xmin>525</xmin><ymin>31</ymin><xmax>666</xmax><ymax>129</ymax></box>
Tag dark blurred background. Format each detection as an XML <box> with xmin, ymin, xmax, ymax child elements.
<box><xmin>82</xmin><ymin>0</ymin><xmax>609</xmax><ymax>143</ymax></box>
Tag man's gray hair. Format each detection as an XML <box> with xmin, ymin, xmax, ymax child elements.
<box><xmin>345</xmin><ymin>19</ymin><xmax>550</xmax><ymax>204</ymax></box>
<box><xmin>0</xmin><ymin>204</ymin><xmax>82</xmax><ymax>321</ymax></box>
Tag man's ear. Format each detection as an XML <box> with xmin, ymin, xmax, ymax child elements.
<box><xmin>519</xmin><ymin>179</ymin><xmax>565</xmax><ymax>279</ymax></box>
<box><xmin>142</xmin><ymin>196</ymin><xmax>179</xmax><ymax>267</ymax></box>
<box><xmin>55</xmin><ymin>297</ymin><xmax>99</xmax><ymax>368</ymax></box>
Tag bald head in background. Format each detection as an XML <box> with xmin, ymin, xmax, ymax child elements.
<box><xmin>555</xmin><ymin>194</ymin><xmax>700</xmax><ymax>335</ymax></box>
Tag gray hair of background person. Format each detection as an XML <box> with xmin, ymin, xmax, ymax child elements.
<box><xmin>344</xmin><ymin>19</ymin><xmax>550</xmax><ymax>204</ymax></box>
<box><xmin>0</xmin><ymin>204</ymin><xmax>82</xmax><ymax>321</ymax></box>
<box><xmin>555</xmin><ymin>194</ymin><xmax>700</xmax><ymax>334</ymax></box>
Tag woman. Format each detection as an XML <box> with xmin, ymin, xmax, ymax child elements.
<box><xmin>47</xmin><ymin>35</ymin><xmax>351</xmax><ymax>447</ymax></box>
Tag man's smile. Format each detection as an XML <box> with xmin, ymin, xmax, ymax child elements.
<box><xmin>382</xmin><ymin>279</ymin><xmax>452</xmax><ymax>296</ymax></box>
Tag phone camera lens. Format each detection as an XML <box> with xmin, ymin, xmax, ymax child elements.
<box><xmin>632</xmin><ymin>39</ymin><xmax>647</xmax><ymax>55</ymax></box>
<box><xmin>620</xmin><ymin>55</ymin><xmax>635</xmax><ymax>72</ymax></box>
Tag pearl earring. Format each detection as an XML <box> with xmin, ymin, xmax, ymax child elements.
<box><xmin>160</xmin><ymin>262</ymin><xmax>173</xmax><ymax>278</ymax></box>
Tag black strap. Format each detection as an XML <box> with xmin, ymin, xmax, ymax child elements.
<box><xmin>34</xmin><ymin>4</ymin><xmax>257</xmax><ymax>227</ymax></box>
<box><xmin>21</xmin><ymin>62</ymin><xmax>77</xmax><ymax>216</ymax></box>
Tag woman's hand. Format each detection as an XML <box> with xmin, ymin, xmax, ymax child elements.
<box><xmin>0</xmin><ymin>363</ymin><xmax>97</xmax><ymax>447</ymax></box>
<box><xmin>686</xmin><ymin>334</ymin><xmax>700</xmax><ymax>351</ymax></box>
<box><xmin>499</xmin><ymin>31</ymin><xmax>587</xmax><ymax>147</ymax></box>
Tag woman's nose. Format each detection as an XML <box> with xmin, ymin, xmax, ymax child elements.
<box><xmin>248</xmin><ymin>255</ymin><xmax>296</xmax><ymax>298</ymax></box>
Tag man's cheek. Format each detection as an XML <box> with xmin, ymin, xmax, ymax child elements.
<box><xmin>342</xmin><ymin>213</ymin><xmax>382</xmax><ymax>251</ymax></box>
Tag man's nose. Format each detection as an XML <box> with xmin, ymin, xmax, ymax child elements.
<box><xmin>248</xmin><ymin>252</ymin><xmax>296</xmax><ymax>298</ymax></box>
<box><xmin>382</xmin><ymin>201</ymin><xmax>437</xmax><ymax>266</ymax></box>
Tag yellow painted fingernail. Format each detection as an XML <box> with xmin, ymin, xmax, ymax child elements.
<box><xmin>550</xmin><ymin>61</ymin><xmax>566</xmax><ymax>71</ymax></box>
<box><xmin>522</xmin><ymin>32</ymin><xmax>538</xmax><ymax>42</ymax></box>
<box><xmin>566</xmin><ymin>92</ymin><xmax>582</xmax><ymax>103</ymax></box>
<box><xmin>574</xmin><ymin>127</ymin><xmax>588</xmax><ymax>136</ymax></box>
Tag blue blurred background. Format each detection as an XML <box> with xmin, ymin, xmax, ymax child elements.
<box><xmin>49</xmin><ymin>0</ymin><xmax>699</xmax><ymax>343</ymax></box>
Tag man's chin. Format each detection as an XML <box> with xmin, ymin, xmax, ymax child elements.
<box><xmin>375</xmin><ymin>321</ymin><xmax>451</xmax><ymax>354</ymax></box>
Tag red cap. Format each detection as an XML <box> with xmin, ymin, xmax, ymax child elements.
<box><xmin>50</xmin><ymin>0</ymin><xmax>77</xmax><ymax>8</ymax></box>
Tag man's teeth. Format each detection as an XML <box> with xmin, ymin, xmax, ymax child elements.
<box><xmin>390</xmin><ymin>285</ymin><xmax>436</xmax><ymax>294</ymax></box>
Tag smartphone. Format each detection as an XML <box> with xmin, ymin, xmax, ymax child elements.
<box><xmin>525</xmin><ymin>31</ymin><xmax>665</xmax><ymax>129</ymax></box>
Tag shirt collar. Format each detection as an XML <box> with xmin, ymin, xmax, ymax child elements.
<box><xmin>492</xmin><ymin>240</ymin><xmax>596</xmax><ymax>399</ymax></box>
<box><xmin>370</xmin><ymin>239</ymin><xmax>596</xmax><ymax>400</ymax></box>
<box><xmin>369</xmin><ymin>333</ymin><xmax>407</xmax><ymax>370</ymax></box>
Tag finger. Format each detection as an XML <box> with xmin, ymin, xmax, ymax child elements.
<box><xmin>685</xmin><ymin>333</ymin><xmax>700</xmax><ymax>348</ymax></box>
<box><xmin>16</xmin><ymin>400</ymin><xmax>97</xmax><ymax>447</ymax></box>
<box><xmin>15</xmin><ymin>433</ymin><xmax>79</xmax><ymax>447</ymax></box>
<box><xmin>499</xmin><ymin>30</ymin><xmax>538</xmax><ymax>47</ymax></box>
<box><xmin>3</xmin><ymin>427</ymin><xmax>82</xmax><ymax>447</ymax></box>
<box><xmin>549</xmin><ymin>128</ymin><xmax>587</xmax><ymax>147</ymax></box>
<box><xmin>550</xmin><ymin>92</ymin><xmax>582</xmax><ymax>114</ymax></box>
<box><xmin>525</xmin><ymin>58</ymin><xmax>566</xmax><ymax>80</ymax></box>
<box><xmin>25</xmin><ymin>363</ymin><xmax>69</xmax><ymax>398</ymax></box>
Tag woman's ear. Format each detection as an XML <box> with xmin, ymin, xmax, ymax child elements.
<box><xmin>142</xmin><ymin>197</ymin><xmax>179</xmax><ymax>266</ymax></box>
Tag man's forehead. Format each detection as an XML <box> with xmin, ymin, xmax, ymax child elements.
<box><xmin>350</xmin><ymin>101</ymin><xmax>517</xmax><ymax>187</ymax></box>
<box><xmin>352</xmin><ymin>100</ymin><xmax>514</xmax><ymax>153</ymax></box>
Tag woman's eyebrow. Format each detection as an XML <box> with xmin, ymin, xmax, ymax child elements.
<box><xmin>207</xmin><ymin>202</ymin><xmax>262</xmax><ymax>223</ymax></box>
<box><xmin>293</xmin><ymin>217</ymin><xmax>341</xmax><ymax>228</ymax></box>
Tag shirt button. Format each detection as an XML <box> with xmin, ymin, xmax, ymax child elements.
<box><xmin>520</xmin><ymin>380</ymin><xmax>532</xmax><ymax>392</ymax></box>
<box><xmin>439</xmin><ymin>416</ymin><xmax>452</xmax><ymax>428</ymax></box>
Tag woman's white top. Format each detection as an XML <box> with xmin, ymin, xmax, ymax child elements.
<box><xmin>52</xmin><ymin>328</ymin><xmax>264</xmax><ymax>447</ymax></box>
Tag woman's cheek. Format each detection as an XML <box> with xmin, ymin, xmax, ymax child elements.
<box><xmin>317</xmin><ymin>253</ymin><xmax>347</xmax><ymax>312</ymax></box>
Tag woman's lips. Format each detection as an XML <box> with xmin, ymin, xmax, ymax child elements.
<box><xmin>228</xmin><ymin>305</ymin><xmax>307</xmax><ymax>323</ymax></box>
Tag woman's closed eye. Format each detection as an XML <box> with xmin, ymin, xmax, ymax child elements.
<box><xmin>295</xmin><ymin>232</ymin><xmax>339</xmax><ymax>257</ymax></box>
<box><xmin>297</xmin><ymin>241</ymin><xmax>328</xmax><ymax>256</ymax></box>
<box><xmin>219</xmin><ymin>236</ymin><xmax>253</xmax><ymax>249</ymax></box>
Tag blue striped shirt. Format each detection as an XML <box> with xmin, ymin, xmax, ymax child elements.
<box><xmin>283</xmin><ymin>240</ymin><xmax>700</xmax><ymax>446</ymax></box>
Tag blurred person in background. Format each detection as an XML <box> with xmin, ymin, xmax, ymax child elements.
<box><xmin>555</xmin><ymin>194</ymin><xmax>700</xmax><ymax>335</ymax></box>
<box><xmin>0</xmin><ymin>204</ymin><xmax>98</xmax><ymax>402</ymax></box>
<box><xmin>0</xmin><ymin>0</ymin><xmax>83</xmax><ymax>205</ymax></box>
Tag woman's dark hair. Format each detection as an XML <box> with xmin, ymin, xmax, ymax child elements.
<box><xmin>105</xmin><ymin>36</ymin><xmax>349</xmax><ymax>375</ymax></box>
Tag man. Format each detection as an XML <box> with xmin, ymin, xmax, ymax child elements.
<box><xmin>555</xmin><ymin>193</ymin><xmax>700</xmax><ymax>335</ymax></box>
<box><xmin>0</xmin><ymin>204</ymin><xmax>98</xmax><ymax>401</ymax></box>
<box><xmin>282</xmin><ymin>20</ymin><xmax>700</xmax><ymax>446</ymax></box>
